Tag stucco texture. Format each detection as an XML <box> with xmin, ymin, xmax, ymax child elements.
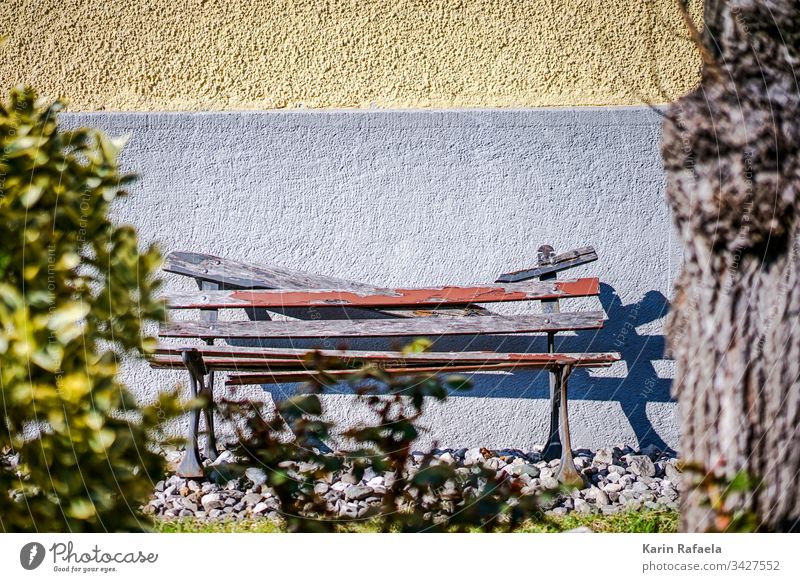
<box><xmin>61</xmin><ymin>107</ymin><xmax>680</xmax><ymax>451</ymax></box>
<box><xmin>2</xmin><ymin>0</ymin><xmax>701</xmax><ymax>111</ymax></box>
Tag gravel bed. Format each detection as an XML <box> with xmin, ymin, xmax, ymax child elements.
<box><xmin>143</xmin><ymin>445</ymin><xmax>682</xmax><ymax>522</ymax></box>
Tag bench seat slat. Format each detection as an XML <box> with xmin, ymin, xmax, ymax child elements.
<box><xmin>149</xmin><ymin>351</ymin><xmax>621</xmax><ymax>370</ymax></box>
<box><xmin>161</xmin><ymin>278</ymin><xmax>599</xmax><ymax>309</ymax></box>
<box><xmin>159</xmin><ymin>311</ymin><xmax>605</xmax><ymax>340</ymax></box>
<box><xmin>223</xmin><ymin>355</ymin><xmax>614</xmax><ymax>385</ymax></box>
<box><xmin>153</xmin><ymin>344</ymin><xmax>619</xmax><ymax>363</ymax></box>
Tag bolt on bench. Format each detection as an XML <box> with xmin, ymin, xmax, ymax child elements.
<box><xmin>151</xmin><ymin>245</ymin><xmax>619</xmax><ymax>483</ymax></box>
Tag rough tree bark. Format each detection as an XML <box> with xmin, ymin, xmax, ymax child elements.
<box><xmin>662</xmin><ymin>0</ymin><xmax>800</xmax><ymax>531</ymax></box>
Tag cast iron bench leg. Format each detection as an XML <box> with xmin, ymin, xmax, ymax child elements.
<box><xmin>201</xmin><ymin>368</ymin><xmax>219</xmax><ymax>462</ymax></box>
<box><xmin>555</xmin><ymin>364</ymin><xmax>583</xmax><ymax>487</ymax></box>
<box><xmin>200</xmin><ymin>280</ymin><xmax>220</xmax><ymax>461</ymax></box>
<box><xmin>177</xmin><ymin>349</ymin><xmax>209</xmax><ymax>478</ymax></box>
<box><xmin>538</xmin><ymin>244</ymin><xmax>563</xmax><ymax>462</ymax></box>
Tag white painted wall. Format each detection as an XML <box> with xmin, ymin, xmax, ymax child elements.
<box><xmin>65</xmin><ymin>107</ymin><xmax>682</xmax><ymax>452</ymax></box>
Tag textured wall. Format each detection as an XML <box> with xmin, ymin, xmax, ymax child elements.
<box><xmin>3</xmin><ymin>0</ymin><xmax>700</xmax><ymax>110</ymax></box>
<box><xmin>62</xmin><ymin>107</ymin><xmax>681</xmax><ymax>451</ymax></box>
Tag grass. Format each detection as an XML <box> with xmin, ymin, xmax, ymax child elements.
<box><xmin>153</xmin><ymin>508</ymin><xmax>678</xmax><ymax>533</ymax></box>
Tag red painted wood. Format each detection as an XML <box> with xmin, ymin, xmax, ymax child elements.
<box><xmin>153</xmin><ymin>344</ymin><xmax>620</xmax><ymax>364</ymax></box>
<box><xmin>163</xmin><ymin>278</ymin><xmax>600</xmax><ymax>309</ymax></box>
<box><xmin>149</xmin><ymin>350</ymin><xmax>621</xmax><ymax>371</ymax></box>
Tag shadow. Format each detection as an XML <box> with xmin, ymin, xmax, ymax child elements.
<box><xmin>228</xmin><ymin>283</ymin><xmax>674</xmax><ymax>452</ymax></box>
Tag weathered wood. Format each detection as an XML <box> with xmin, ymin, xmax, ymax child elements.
<box><xmin>154</xmin><ymin>344</ymin><xmax>620</xmax><ymax>364</ymax></box>
<box><xmin>225</xmin><ymin>360</ymin><xmax>584</xmax><ymax>386</ymax></box>
<box><xmin>163</xmin><ymin>251</ymin><xmax>493</xmax><ymax>318</ymax></box>
<box><xmin>149</xmin><ymin>351</ymin><xmax>621</xmax><ymax>371</ymax></box>
<box><xmin>495</xmin><ymin>246</ymin><xmax>598</xmax><ymax>283</ymax></box>
<box><xmin>163</xmin><ymin>251</ymin><xmax>383</xmax><ymax>292</ymax></box>
<box><xmin>160</xmin><ymin>311</ymin><xmax>606</xmax><ymax>340</ymax></box>
<box><xmin>161</xmin><ymin>278</ymin><xmax>600</xmax><ymax>310</ymax></box>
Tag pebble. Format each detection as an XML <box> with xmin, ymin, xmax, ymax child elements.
<box><xmin>245</xmin><ymin>467</ymin><xmax>267</xmax><ymax>487</ymax></box>
<box><xmin>593</xmin><ymin>448</ymin><xmax>614</xmax><ymax>465</ymax></box>
<box><xmin>344</xmin><ymin>485</ymin><xmax>374</xmax><ymax>501</ymax></box>
<box><xmin>242</xmin><ymin>492</ymin><xmax>262</xmax><ymax>506</ymax></box>
<box><xmin>627</xmin><ymin>455</ymin><xmax>657</xmax><ymax>478</ymax></box>
<box><xmin>201</xmin><ymin>493</ymin><xmax>224</xmax><ymax>511</ymax></box>
<box><xmin>664</xmin><ymin>463</ymin><xmax>682</xmax><ymax>483</ymax></box>
<box><xmin>140</xmin><ymin>445</ymin><xmax>681</xmax><ymax>522</ymax></box>
<box><xmin>540</xmin><ymin>476</ymin><xmax>559</xmax><ymax>489</ymax></box>
<box><xmin>464</xmin><ymin>448</ymin><xmax>485</xmax><ymax>466</ymax></box>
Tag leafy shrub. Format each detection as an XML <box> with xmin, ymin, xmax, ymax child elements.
<box><xmin>0</xmin><ymin>87</ymin><xmax>178</xmax><ymax>532</ymax></box>
<box><xmin>219</xmin><ymin>355</ymin><xmax>547</xmax><ymax>532</ymax></box>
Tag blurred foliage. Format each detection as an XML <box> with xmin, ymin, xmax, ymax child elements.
<box><xmin>681</xmin><ymin>462</ymin><xmax>760</xmax><ymax>532</ymax></box>
<box><xmin>0</xmin><ymin>87</ymin><xmax>179</xmax><ymax>532</ymax></box>
<box><xmin>219</xmin><ymin>348</ymin><xmax>554</xmax><ymax>532</ymax></box>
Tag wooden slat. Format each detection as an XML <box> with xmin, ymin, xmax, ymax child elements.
<box><xmin>162</xmin><ymin>251</ymin><xmax>493</xmax><ymax>318</ymax></box>
<box><xmin>159</xmin><ymin>311</ymin><xmax>606</xmax><ymax>340</ymax></box>
<box><xmin>225</xmin><ymin>355</ymin><xmax>616</xmax><ymax>385</ymax></box>
<box><xmin>495</xmin><ymin>246</ymin><xmax>598</xmax><ymax>283</ymax></box>
<box><xmin>161</xmin><ymin>278</ymin><xmax>599</xmax><ymax>310</ymax></box>
<box><xmin>149</xmin><ymin>351</ymin><xmax>621</xmax><ymax>370</ymax></box>
<box><xmin>154</xmin><ymin>344</ymin><xmax>620</xmax><ymax>363</ymax></box>
<box><xmin>163</xmin><ymin>251</ymin><xmax>383</xmax><ymax>292</ymax></box>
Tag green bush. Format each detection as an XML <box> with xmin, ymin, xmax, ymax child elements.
<box><xmin>219</xmin><ymin>356</ymin><xmax>545</xmax><ymax>533</ymax></box>
<box><xmin>0</xmin><ymin>87</ymin><xmax>177</xmax><ymax>532</ymax></box>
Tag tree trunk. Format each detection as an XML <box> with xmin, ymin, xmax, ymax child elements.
<box><xmin>662</xmin><ymin>0</ymin><xmax>800</xmax><ymax>532</ymax></box>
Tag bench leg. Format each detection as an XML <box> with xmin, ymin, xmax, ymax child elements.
<box><xmin>541</xmin><ymin>365</ymin><xmax>563</xmax><ymax>461</ymax></box>
<box><xmin>201</xmin><ymin>369</ymin><xmax>219</xmax><ymax>461</ymax></box>
<box><xmin>538</xmin><ymin>245</ymin><xmax>563</xmax><ymax>462</ymax></box>
<box><xmin>199</xmin><ymin>281</ymin><xmax>220</xmax><ymax>462</ymax></box>
<box><xmin>555</xmin><ymin>365</ymin><xmax>584</xmax><ymax>487</ymax></box>
<box><xmin>177</xmin><ymin>369</ymin><xmax>205</xmax><ymax>478</ymax></box>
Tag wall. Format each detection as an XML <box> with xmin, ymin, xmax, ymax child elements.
<box><xmin>63</xmin><ymin>108</ymin><xmax>681</xmax><ymax>451</ymax></box>
<box><xmin>3</xmin><ymin>0</ymin><xmax>699</xmax><ymax>110</ymax></box>
<box><xmin>4</xmin><ymin>0</ymin><xmax>698</xmax><ymax>450</ymax></box>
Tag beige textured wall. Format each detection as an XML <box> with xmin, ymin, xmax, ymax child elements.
<box><xmin>1</xmin><ymin>0</ymin><xmax>701</xmax><ymax>110</ymax></box>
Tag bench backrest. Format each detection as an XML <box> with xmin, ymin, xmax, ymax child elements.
<box><xmin>158</xmin><ymin>246</ymin><xmax>602</xmax><ymax>342</ymax></box>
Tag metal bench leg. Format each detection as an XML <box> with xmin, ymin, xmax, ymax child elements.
<box><xmin>177</xmin><ymin>350</ymin><xmax>208</xmax><ymax>479</ymax></box>
<box><xmin>201</xmin><ymin>368</ymin><xmax>219</xmax><ymax>461</ymax></box>
<box><xmin>542</xmin><ymin>359</ymin><xmax>563</xmax><ymax>461</ymax></box>
<box><xmin>200</xmin><ymin>280</ymin><xmax>220</xmax><ymax>462</ymax></box>
<box><xmin>538</xmin><ymin>245</ymin><xmax>562</xmax><ymax>462</ymax></box>
<box><xmin>178</xmin><ymin>368</ymin><xmax>205</xmax><ymax>478</ymax></box>
<box><xmin>555</xmin><ymin>364</ymin><xmax>584</xmax><ymax>487</ymax></box>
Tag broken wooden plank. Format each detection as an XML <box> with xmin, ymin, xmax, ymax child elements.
<box><xmin>495</xmin><ymin>246</ymin><xmax>598</xmax><ymax>283</ymax></box>
<box><xmin>161</xmin><ymin>278</ymin><xmax>600</xmax><ymax>310</ymax></box>
<box><xmin>162</xmin><ymin>251</ymin><xmax>493</xmax><ymax>318</ymax></box>
<box><xmin>163</xmin><ymin>251</ymin><xmax>384</xmax><ymax>292</ymax></box>
<box><xmin>159</xmin><ymin>311</ymin><xmax>606</xmax><ymax>340</ymax></box>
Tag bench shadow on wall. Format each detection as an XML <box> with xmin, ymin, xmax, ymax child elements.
<box><xmin>233</xmin><ymin>283</ymin><xmax>673</xmax><ymax>452</ymax></box>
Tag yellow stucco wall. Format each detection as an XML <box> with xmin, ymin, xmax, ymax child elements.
<box><xmin>1</xmin><ymin>0</ymin><xmax>701</xmax><ymax>111</ymax></box>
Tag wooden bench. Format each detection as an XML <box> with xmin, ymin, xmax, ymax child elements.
<box><xmin>151</xmin><ymin>245</ymin><xmax>620</xmax><ymax>482</ymax></box>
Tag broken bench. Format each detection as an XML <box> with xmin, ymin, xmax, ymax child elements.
<box><xmin>151</xmin><ymin>245</ymin><xmax>619</xmax><ymax>482</ymax></box>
